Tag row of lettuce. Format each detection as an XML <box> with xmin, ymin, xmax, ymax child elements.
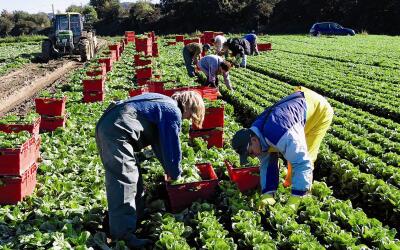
<box><xmin>1</xmin><ymin>35</ymin><xmax>399</xmax><ymax>249</ymax></box>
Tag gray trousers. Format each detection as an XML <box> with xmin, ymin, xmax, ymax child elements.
<box><xmin>95</xmin><ymin>104</ymin><xmax>145</xmax><ymax>241</ymax></box>
<box><xmin>183</xmin><ymin>47</ymin><xmax>196</xmax><ymax>77</ymax></box>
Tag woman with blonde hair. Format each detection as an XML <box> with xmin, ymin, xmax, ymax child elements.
<box><xmin>95</xmin><ymin>91</ymin><xmax>204</xmax><ymax>248</ymax></box>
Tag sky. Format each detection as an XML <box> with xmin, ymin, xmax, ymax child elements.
<box><xmin>0</xmin><ymin>0</ymin><xmax>157</xmax><ymax>14</ymax></box>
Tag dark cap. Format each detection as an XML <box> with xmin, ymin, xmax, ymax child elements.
<box><xmin>231</xmin><ymin>128</ymin><xmax>252</xmax><ymax>165</ymax></box>
<box><xmin>203</xmin><ymin>43</ymin><xmax>211</xmax><ymax>51</ymax></box>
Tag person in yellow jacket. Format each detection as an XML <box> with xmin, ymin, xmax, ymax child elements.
<box><xmin>232</xmin><ymin>87</ymin><xmax>333</xmax><ymax>210</ymax></box>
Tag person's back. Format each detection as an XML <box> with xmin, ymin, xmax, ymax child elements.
<box><xmin>244</xmin><ymin>33</ymin><xmax>257</xmax><ymax>43</ymax></box>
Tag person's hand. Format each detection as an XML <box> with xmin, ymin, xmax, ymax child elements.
<box><xmin>286</xmin><ymin>195</ymin><xmax>301</xmax><ymax>211</ymax></box>
<box><xmin>257</xmin><ymin>193</ymin><xmax>276</xmax><ymax>212</ymax></box>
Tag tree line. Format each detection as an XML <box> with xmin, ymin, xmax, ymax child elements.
<box><xmin>0</xmin><ymin>0</ymin><xmax>399</xmax><ymax>37</ymax></box>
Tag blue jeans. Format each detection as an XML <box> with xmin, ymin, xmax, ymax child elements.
<box><xmin>95</xmin><ymin>104</ymin><xmax>145</xmax><ymax>241</ymax></box>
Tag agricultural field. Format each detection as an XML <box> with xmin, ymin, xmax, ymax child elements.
<box><xmin>0</xmin><ymin>36</ymin><xmax>42</xmax><ymax>76</ymax></box>
<box><xmin>0</xmin><ymin>34</ymin><xmax>400</xmax><ymax>249</ymax></box>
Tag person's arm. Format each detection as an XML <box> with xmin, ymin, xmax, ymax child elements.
<box><xmin>156</xmin><ymin>118</ymin><xmax>182</xmax><ymax>180</ymax></box>
<box><xmin>275</xmin><ymin>123</ymin><xmax>313</xmax><ymax>196</ymax></box>
<box><xmin>222</xmin><ymin>71</ymin><xmax>233</xmax><ymax>90</ymax></box>
<box><xmin>192</xmin><ymin>46</ymin><xmax>201</xmax><ymax>65</ymax></box>
<box><xmin>259</xmin><ymin>152</ymin><xmax>279</xmax><ymax>194</ymax></box>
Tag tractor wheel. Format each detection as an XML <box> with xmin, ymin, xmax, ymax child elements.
<box><xmin>79</xmin><ymin>39</ymin><xmax>91</xmax><ymax>62</ymax></box>
<box><xmin>41</xmin><ymin>40</ymin><xmax>53</xmax><ymax>63</ymax></box>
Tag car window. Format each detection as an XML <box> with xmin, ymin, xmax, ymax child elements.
<box><xmin>320</xmin><ymin>23</ymin><xmax>329</xmax><ymax>29</ymax></box>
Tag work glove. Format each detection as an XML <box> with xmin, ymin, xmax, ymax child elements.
<box><xmin>286</xmin><ymin>195</ymin><xmax>301</xmax><ymax>211</ymax></box>
<box><xmin>257</xmin><ymin>193</ymin><xmax>276</xmax><ymax>212</ymax></box>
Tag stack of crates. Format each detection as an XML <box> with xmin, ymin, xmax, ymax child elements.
<box><xmin>135</xmin><ymin>37</ymin><xmax>152</xmax><ymax>55</ymax></box>
<box><xmin>189</xmin><ymin>101</ymin><xmax>224</xmax><ymax>148</ymax></box>
<box><xmin>35</xmin><ymin>96</ymin><xmax>68</xmax><ymax>131</ymax></box>
<box><xmin>0</xmin><ymin>118</ymin><xmax>41</xmax><ymax>204</ymax></box>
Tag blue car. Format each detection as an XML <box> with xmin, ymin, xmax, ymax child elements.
<box><xmin>310</xmin><ymin>22</ymin><xmax>355</xmax><ymax>36</ymax></box>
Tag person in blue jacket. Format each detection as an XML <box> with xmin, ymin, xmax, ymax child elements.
<box><xmin>243</xmin><ymin>32</ymin><xmax>259</xmax><ymax>55</ymax></box>
<box><xmin>231</xmin><ymin>87</ymin><xmax>333</xmax><ymax>211</ymax></box>
<box><xmin>95</xmin><ymin>91</ymin><xmax>205</xmax><ymax>248</ymax></box>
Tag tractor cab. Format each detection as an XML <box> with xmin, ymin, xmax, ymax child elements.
<box><xmin>53</xmin><ymin>13</ymin><xmax>82</xmax><ymax>49</ymax></box>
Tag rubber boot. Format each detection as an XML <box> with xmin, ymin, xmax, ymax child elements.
<box><xmin>283</xmin><ymin>162</ymin><xmax>292</xmax><ymax>188</ymax></box>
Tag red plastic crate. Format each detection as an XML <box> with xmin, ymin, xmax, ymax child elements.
<box><xmin>192</xmin><ymin>106</ymin><xmax>224</xmax><ymax>130</ymax></box>
<box><xmin>175</xmin><ymin>35</ymin><xmax>184</xmax><ymax>42</ymax></box>
<box><xmin>0</xmin><ymin>116</ymin><xmax>41</xmax><ymax>140</ymax></box>
<box><xmin>83</xmin><ymin>91</ymin><xmax>105</xmax><ymax>103</ymax></box>
<box><xmin>136</xmin><ymin>67</ymin><xmax>152</xmax><ymax>79</ymax></box>
<box><xmin>0</xmin><ymin>162</ymin><xmax>38</xmax><ymax>205</ymax></box>
<box><xmin>35</xmin><ymin>96</ymin><xmax>67</xmax><ymax>117</ymax></box>
<box><xmin>82</xmin><ymin>77</ymin><xmax>105</xmax><ymax>92</ymax></box>
<box><xmin>125</xmin><ymin>31</ymin><xmax>135</xmax><ymax>37</ymax></box>
<box><xmin>0</xmin><ymin>135</ymin><xmax>38</xmax><ymax>176</ymax></box>
<box><xmin>258</xmin><ymin>43</ymin><xmax>272</xmax><ymax>51</ymax></box>
<box><xmin>134</xmin><ymin>55</ymin><xmax>152</xmax><ymax>66</ymax></box>
<box><xmin>147</xmin><ymin>81</ymin><xmax>164</xmax><ymax>93</ymax></box>
<box><xmin>184</xmin><ymin>38</ymin><xmax>201</xmax><ymax>45</ymax></box>
<box><xmin>98</xmin><ymin>58</ymin><xmax>113</xmax><ymax>72</ymax></box>
<box><xmin>152</xmin><ymin>43</ymin><xmax>159</xmax><ymax>57</ymax></box>
<box><xmin>109</xmin><ymin>44</ymin><xmax>121</xmax><ymax>60</ymax></box>
<box><xmin>40</xmin><ymin>115</ymin><xmax>67</xmax><ymax>132</ymax></box>
<box><xmin>86</xmin><ymin>64</ymin><xmax>106</xmax><ymax>77</ymax></box>
<box><xmin>165</xmin><ymin>163</ymin><xmax>218</xmax><ymax>212</ymax></box>
<box><xmin>225</xmin><ymin>161</ymin><xmax>260</xmax><ymax>192</ymax></box>
<box><xmin>189</xmin><ymin>128</ymin><xmax>223</xmax><ymax>148</ymax></box>
<box><xmin>129</xmin><ymin>87</ymin><xmax>148</xmax><ymax>97</ymax></box>
<box><xmin>167</xmin><ymin>41</ymin><xmax>177</xmax><ymax>46</ymax></box>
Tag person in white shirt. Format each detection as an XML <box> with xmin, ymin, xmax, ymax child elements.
<box><xmin>211</xmin><ymin>35</ymin><xmax>227</xmax><ymax>55</ymax></box>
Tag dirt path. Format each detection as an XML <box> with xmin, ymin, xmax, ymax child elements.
<box><xmin>0</xmin><ymin>59</ymin><xmax>81</xmax><ymax>116</ymax></box>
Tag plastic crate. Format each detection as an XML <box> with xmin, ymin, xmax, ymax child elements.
<box><xmin>83</xmin><ymin>91</ymin><xmax>105</xmax><ymax>103</ymax></box>
<box><xmin>165</xmin><ymin>163</ymin><xmax>218</xmax><ymax>212</ymax></box>
<box><xmin>40</xmin><ymin>115</ymin><xmax>67</xmax><ymax>132</ymax></box>
<box><xmin>175</xmin><ymin>35</ymin><xmax>184</xmax><ymax>42</ymax></box>
<box><xmin>167</xmin><ymin>41</ymin><xmax>177</xmax><ymax>46</ymax></box>
<box><xmin>0</xmin><ymin>162</ymin><xmax>38</xmax><ymax>205</ymax></box>
<box><xmin>184</xmin><ymin>38</ymin><xmax>201</xmax><ymax>45</ymax></box>
<box><xmin>83</xmin><ymin>77</ymin><xmax>105</xmax><ymax>92</ymax></box>
<box><xmin>136</xmin><ymin>67</ymin><xmax>152</xmax><ymax>79</ymax></box>
<box><xmin>129</xmin><ymin>87</ymin><xmax>148</xmax><ymax>97</ymax></box>
<box><xmin>108</xmin><ymin>44</ymin><xmax>121</xmax><ymax>60</ymax></box>
<box><xmin>0</xmin><ymin>135</ymin><xmax>38</xmax><ymax>176</ymax></box>
<box><xmin>98</xmin><ymin>58</ymin><xmax>113</xmax><ymax>72</ymax></box>
<box><xmin>225</xmin><ymin>161</ymin><xmax>260</xmax><ymax>192</ymax></box>
<box><xmin>35</xmin><ymin>96</ymin><xmax>67</xmax><ymax>117</ymax></box>
<box><xmin>0</xmin><ymin>116</ymin><xmax>41</xmax><ymax>140</ymax></box>
<box><xmin>86</xmin><ymin>64</ymin><xmax>106</xmax><ymax>77</ymax></box>
<box><xmin>147</xmin><ymin>81</ymin><xmax>164</xmax><ymax>93</ymax></box>
<box><xmin>258</xmin><ymin>43</ymin><xmax>272</xmax><ymax>51</ymax></box>
<box><xmin>134</xmin><ymin>55</ymin><xmax>152</xmax><ymax>67</ymax></box>
<box><xmin>189</xmin><ymin>128</ymin><xmax>223</xmax><ymax>148</ymax></box>
<box><xmin>152</xmin><ymin>43</ymin><xmax>159</xmax><ymax>57</ymax></box>
<box><xmin>125</xmin><ymin>31</ymin><xmax>135</xmax><ymax>37</ymax></box>
<box><xmin>192</xmin><ymin>106</ymin><xmax>224</xmax><ymax>130</ymax></box>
